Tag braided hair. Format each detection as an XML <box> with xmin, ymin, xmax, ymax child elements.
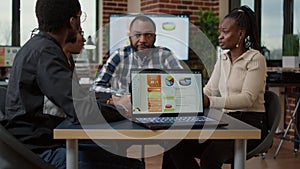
<box><xmin>225</xmin><ymin>5</ymin><xmax>260</xmax><ymax>51</ymax></box>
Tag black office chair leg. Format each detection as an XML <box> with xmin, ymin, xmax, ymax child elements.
<box><xmin>260</xmin><ymin>152</ymin><xmax>266</xmax><ymax>159</ymax></box>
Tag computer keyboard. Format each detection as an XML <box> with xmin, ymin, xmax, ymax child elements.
<box><xmin>136</xmin><ymin>116</ymin><xmax>214</xmax><ymax>123</ymax></box>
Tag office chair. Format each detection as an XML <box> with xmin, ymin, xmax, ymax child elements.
<box><xmin>0</xmin><ymin>86</ymin><xmax>6</xmax><ymax>113</ymax></box>
<box><xmin>226</xmin><ymin>90</ymin><xmax>281</xmax><ymax>169</ymax></box>
<box><xmin>0</xmin><ymin>87</ymin><xmax>56</xmax><ymax>169</ymax></box>
<box><xmin>247</xmin><ymin>90</ymin><xmax>281</xmax><ymax>158</ymax></box>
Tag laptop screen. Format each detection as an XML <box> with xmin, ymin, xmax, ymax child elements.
<box><xmin>131</xmin><ymin>69</ymin><xmax>204</xmax><ymax>117</ymax></box>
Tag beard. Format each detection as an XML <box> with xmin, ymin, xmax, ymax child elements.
<box><xmin>66</xmin><ymin>21</ymin><xmax>80</xmax><ymax>43</ymax></box>
<box><xmin>129</xmin><ymin>37</ymin><xmax>155</xmax><ymax>52</ymax></box>
<box><xmin>65</xmin><ymin>31</ymin><xmax>77</xmax><ymax>43</ymax></box>
<box><xmin>135</xmin><ymin>48</ymin><xmax>156</xmax><ymax>59</ymax></box>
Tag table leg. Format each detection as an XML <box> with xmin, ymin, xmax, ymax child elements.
<box><xmin>234</xmin><ymin>139</ymin><xmax>246</xmax><ymax>169</ymax></box>
<box><xmin>141</xmin><ymin>144</ymin><xmax>145</xmax><ymax>164</ymax></box>
<box><xmin>66</xmin><ymin>139</ymin><xmax>78</xmax><ymax>169</ymax></box>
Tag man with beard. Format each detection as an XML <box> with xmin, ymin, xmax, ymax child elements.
<box><xmin>92</xmin><ymin>15</ymin><xmax>184</xmax><ymax>96</ymax></box>
<box><xmin>1</xmin><ymin>0</ymin><xmax>144</xmax><ymax>168</ymax></box>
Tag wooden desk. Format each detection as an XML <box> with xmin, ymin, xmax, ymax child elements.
<box><xmin>54</xmin><ymin>109</ymin><xmax>260</xmax><ymax>169</ymax></box>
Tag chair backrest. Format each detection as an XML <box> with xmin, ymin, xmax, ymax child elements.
<box><xmin>0</xmin><ymin>87</ymin><xmax>56</xmax><ymax>169</ymax></box>
<box><xmin>0</xmin><ymin>86</ymin><xmax>7</xmax><ymax>114</ymax></box>
<box><xmin>0</xmin><ymin>124</ymin><xmax>57</xmax><ymax>169</ymax></box>
<box><xmin>246</xmin><ymin>90</ymin><xmax>281</xmax><ymax>159</ymax></box>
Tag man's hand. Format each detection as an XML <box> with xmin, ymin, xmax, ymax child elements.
<box><xmin>110</xmin><ymin>95</ymin><xmax>132</xmax><ymax>117</ymax></box>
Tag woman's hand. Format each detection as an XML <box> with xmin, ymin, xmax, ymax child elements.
<box><xmin>204</xmin><ymin>94</ymin><xmax>210</xmax><ymax>108</ymax></box>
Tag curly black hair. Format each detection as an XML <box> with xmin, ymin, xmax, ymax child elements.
<box><xmin>35</xmin><ymin>0</ymin><xmax>81</xmax><ymax>33</ymax></box>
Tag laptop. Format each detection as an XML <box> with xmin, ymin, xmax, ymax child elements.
<box><xmin>130</xmin><ymin>68</ymin><xmax>228</xmax><ymax>130</ymax></box>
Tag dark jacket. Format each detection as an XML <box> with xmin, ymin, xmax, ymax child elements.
<box><xmin>1</xmin><ymin>32</ymin><xmax>124</xmax><ymax>152</ymax></box>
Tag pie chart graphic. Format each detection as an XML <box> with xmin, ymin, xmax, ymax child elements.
<box><xmin>165</xmin><ymin>75</ymin><xmax>174</xmax><ymax>86</ymax></box>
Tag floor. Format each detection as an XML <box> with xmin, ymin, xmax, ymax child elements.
<box><xmin>127</xmin><ymin>137</ymin><xmax>300</xmax><ymax>169</ymax></box>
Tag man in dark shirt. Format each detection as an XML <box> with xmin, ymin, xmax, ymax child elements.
<box><xmin>1</xmin><ymin>0</ymin><xmax>144</xmax><ymax>168</ymax></box>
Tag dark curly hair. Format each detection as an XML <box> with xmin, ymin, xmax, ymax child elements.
<box><xmin>225</xmin><ymin>5</ymin><xmax>260</xmax><ymax>51</ymax></box>
<box><xmin>35</xmin><ymin>0</ymin><xmax>81</xmax><ymax>33</ymax></box>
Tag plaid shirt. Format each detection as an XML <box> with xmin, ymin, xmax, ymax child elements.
<box><xmin>91</xmin><ymin>45</ymin><xmax>183</xmax><ymax>94</ymax></box>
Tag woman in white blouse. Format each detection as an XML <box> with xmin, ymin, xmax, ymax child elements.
<box><xmin>162</xmin><ymin>5</ymin><xmax>268</xmax><ymax>169</ymax></box>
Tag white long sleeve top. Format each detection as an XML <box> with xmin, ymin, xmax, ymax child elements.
<box><xmin>204</xmin><ymin>49</ymin><xmax>267</xmax><ymax>113</ymax></box>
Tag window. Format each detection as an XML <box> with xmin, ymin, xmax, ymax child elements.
<box><xmin>261</xmin><ymin>0</ymin><xmax>283</xmax><ymax>60</ymax></box>
<box><xmin>80</xmin><ymin>0</ymin><xmax>96</xmax><ymax>41</ymax></box>
<box><xmin>20</xmin><ymin>0</ymin><xmax>37</xmax><ymax>45</ymax></box>
<box><xmin>79</xmin><ymin>0</ymin><xmax>97</xmax><ymax>63</ymax></box>
<box><xmin>294</xmin><ymin>0</ymin><xmax>300</xmax><ymax>34</ymax></box>
<box><xmin>241</xmin><ymin>0</ymin><xmax>283</xmax><ymax>61</ymax></box>
<box><xmin>20</xmin><ymin>0</ymin><xmax>97</xmax><ymax>47</ymax></box>
<box><xmin>241</xmin><ymin>0</ymin><xmax>254</xmax><ymax>9</ymax></box>
<box><xmin>0</xmin><ymin>0</ymin><xmax>99</xmax><ymax>79</ymax></box>
<box><xmin>0</xmin><ymin>0</ymin><xmax>12</xmax><ymax>45</ymax></box>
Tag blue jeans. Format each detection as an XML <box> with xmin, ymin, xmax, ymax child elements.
<box><xmin>37</xmin><ymin>143</ymin><xmax>144</xmax><ymax>169</ymax></box>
